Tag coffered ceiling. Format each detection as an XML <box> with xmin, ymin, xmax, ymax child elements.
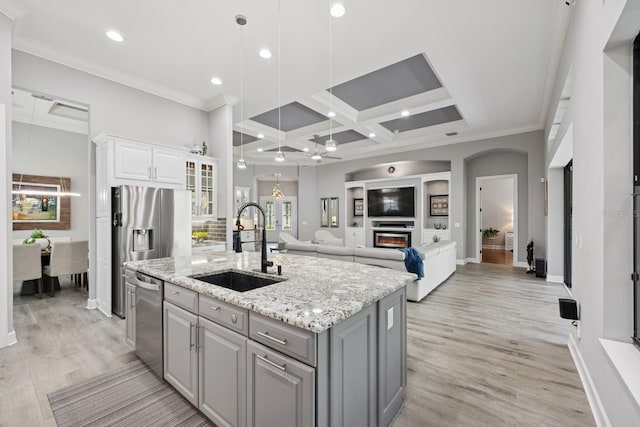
<box><xmin>1</xmin><ymin>0</ymin><xmax>570</xmax><ymax>165</ymax></box>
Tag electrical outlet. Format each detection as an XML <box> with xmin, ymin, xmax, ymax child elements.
<box><xmin>454</xmin><ymin>222</ymin><xmax>460</xmax><ymax>228</ymax></box>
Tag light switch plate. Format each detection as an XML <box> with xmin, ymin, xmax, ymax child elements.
<box><xmin>454</xmin><ymin>222</ymin><xmax>460</xmax><ymax>228</ymax></box>
<box><xmin>387</xmin><ymin>307</ymin><xmax>394</xmax><ymax>330</ymax></box>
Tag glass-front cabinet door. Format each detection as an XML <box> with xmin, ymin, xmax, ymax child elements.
<box><xmin>199</xmin><ymin>161</ymin><xmax>214</xmax><ymax>216</ymax></box>
<box><xmin>185</xmin><ymin>160</ymin><xmax>197</xmax><ymax>215</ymax></box>
<box><xmin>185</xmin><ymin>156</ymin><xmax>217</xmax><ymax>218</ymax></box>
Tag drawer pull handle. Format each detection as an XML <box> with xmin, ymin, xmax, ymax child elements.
<box><xmin>257</xmin><ymin>331</ymin><xmax>287</xmax><ymax>346</ymax></box>
<box><xmin>256</xmin><ymin>354</ymin><xmax>286</xmax><ymax>371</ymax></box>
<box><xmin>230</xmin><ymin>314</ymin><xmax>237</xmax><ymax>324</ymax></box>
<box><xmin>171</xmin><ymin>291</ymin><xmax>179</xmax><ymax>295</ymax></box>
<box><xmin>211</xmin><ymin>306</ymin><xmax>220</xmax><ymax>311</ymax></box>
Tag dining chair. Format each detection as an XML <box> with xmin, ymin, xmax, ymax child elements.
<box><xmin>13</xmin><ymin>244</ymin><xmax>44</xmax><ymax>299</ymax></box>
<box><xmin>43</xmin><ymin>241</ymin><xmax>89</xmax><ymax>297</ymax></box>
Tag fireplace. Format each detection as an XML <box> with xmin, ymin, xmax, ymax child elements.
<box><xmin>373</xmin><ymin>230</ymin><xmax>412</xmax><ymax>248</ymax></box>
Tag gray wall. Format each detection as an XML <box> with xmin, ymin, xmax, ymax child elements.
<box><xmin>12</xmin><ymin>122</ymin><xmax>89</xmax><ymax>242</ymax></box>
<box><xmin>309</xmin><ymin>130</ymin><xmax>545</xmax><ymax>261</ymax></box>
<box><xmin>350</xmin><ymin>160</ymin><xmax>451</xmax><ymax>181</ymax></box>
<box><xmin>466</xmin><ymin>152</ymin><xmax>527</xmax><ymax>261</ymax></box>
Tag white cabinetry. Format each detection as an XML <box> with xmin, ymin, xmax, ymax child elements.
<box><xmin>164</xmin><ymin>301</ymin><xmax>199</xmax><ymax>406</ymax></box>
<box><xmin>505</xmin><ymin>232</ymin><xmax>514</xmax><ymax>250</ymax></box>
<box><xmin>114</xmin><ymin>139</ymin><xmax>185</xmax><ymax>186</ymax></box>
<box><xmin>125</xmin><ymin>282</ymin><xmax>136</xmax><ymax>349</ymax></box>
<box><xmin>345</xmin><ymin>227</ymin><xmax>365</xmax><ymax>248</ymax></box>
<box><xmin>95</xmin><ymin>217</ymin><xmax>111</xmax><ymax>316</ymax></box>
<box><xmin>186</xmin><ymin>156</ymin><xmax>217</xmax><ymax>218</ymax></box>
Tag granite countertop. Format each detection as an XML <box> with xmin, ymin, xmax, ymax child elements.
<box><xmin>125</xmin><ymin>252</ymin><xmax>414</xmax><ymax>333</ymax></box>
<box><xmin>191</xmin><ymin>240</ymin><xmax>226</xmax><ymax>248</ymax></box>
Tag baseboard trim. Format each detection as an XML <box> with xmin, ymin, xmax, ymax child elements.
<box><xmin>6</xmin><ymin>330</ymin><xmax>17</xmax><ymax>346</ymax></box>
<box><xmin>568</xmin><ymin>334</ymin><xmax>610</xmax><ymax>427</ymax></box>
<box><xmin>546</xmin><ymin>275</ymin><xmax>564</xmax><ymax>283</ymax></box>
<box><xmin>97</xmin><ymin>300</ymin><xmax>112</xmax><ymax>318</ymax></box>
<box><xmin>86</xmin><ymin>298</ymin><xmax>98</xmax><ymax>310</ymax></box>
<box><xmin>514</xmin><ymin>261</ymin><xmax>528</xmax><ymax>268</ymax></box>
<box><xmin>466</xmin><ymin>257</ymin><xmax>480</xmax><ymax>264</ymax></box>
<box><xmin>456</xmin><ymin>259</ymin><xmax>467</xmax><ymax>265</ymax></box>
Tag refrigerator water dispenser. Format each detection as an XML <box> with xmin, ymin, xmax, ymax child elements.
<box><xmin>133</xmin><ymin>229</ymin><xmax>153</xmax><ymax>251</ymax></box>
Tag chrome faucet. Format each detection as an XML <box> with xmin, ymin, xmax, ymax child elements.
<box><xmin>235</xmin><ymin>202</ymin><xmax>273</xmax><ymax>273</ymax></box>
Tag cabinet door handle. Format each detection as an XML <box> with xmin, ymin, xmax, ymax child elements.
<box><xmin>189</xmin><ymin>322</ymin><xmax>195</xmax><ymax>351</ymax></box>
<box><xmin>230</xmin><ymin>314</ymin><xmax>237</xmax><ymax>324</ymax></box>
<box><xmin>130</xmin><ymin>290</ymin><xmax>135</xmax><ymax>309</ymax></box>
<box><xmin>257</xmin><ymin>331</ymin><xmax>287</xmax><ymax>346</ymax></box>
<box><xmin>256</xmin><ymin>354</ymin><xmax>286</xmax><ymax>371</ymax></box>
<box><xmin>195</xmin><ymin>324</ymin><xmax>200</xmax><ymax>351</ymax></box>
<box><xmin>211</xmin><ymin>306</ymin><xmax>220</xmax><ymax>311</ymax></box>
<box><xmin>171</xmin><ymin>291</ymin><xmax>179</xmax><ymax>295</ymax></box>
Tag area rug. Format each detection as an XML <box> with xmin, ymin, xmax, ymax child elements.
<box><xmin>47</xmin><ymin>360</ymin><xmax>212</xmax><ymax>427</ymax></box>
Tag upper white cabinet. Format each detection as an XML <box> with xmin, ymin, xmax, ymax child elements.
<box><xmin>94</xmin><ymin>133</ymin><xmax>188</xmax><ymax>190</ymax></box>
<box><xmin>114</xmin><ymin>139</ymin><xmax>185</xmax><ymax>185</ymax></box>
<box><xmin>186</xmin><ymin>156</ymin><xmax>217</xmax><ymax>218</ymax></box>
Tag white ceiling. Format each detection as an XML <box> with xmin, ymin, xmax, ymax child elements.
<box><xmin>1</xmin><ymin>0</ymin><xmax>570</xmax><ymax>165</ymax></box>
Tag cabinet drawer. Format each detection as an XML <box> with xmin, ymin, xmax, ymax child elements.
<box><xmin>199</xmin><ymin>294</ymin><xmax>248</xmax><ymax>335</ymax></box>
<box><xmin>164</xmin><ymin>282</ymin><xmax>198</xmax><ymax>313</ymax></box>
<box><xmin>240</xmin><ymin>230</ymin><xmax>255</xmax><ymax>241</ymax></box>
<box><xmin>249</xmin><ymin>313</ymin><xmax>316</xmax><ymax>366</ymax></box>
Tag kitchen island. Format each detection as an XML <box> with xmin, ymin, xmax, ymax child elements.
<box><xmin>126</xmin><ymin>251</ymin><xmax>415</xmax><ymax>427</ymax></box>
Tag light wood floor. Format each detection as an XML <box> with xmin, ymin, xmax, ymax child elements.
<box><xmin>394</xmin><ymin>262</ymin><xmax>593</xmax><ymax>427</ymax></box>
<box><xmin>0</xmin><ymin>265</ymin><xmax>593</xmax><ymax>427</ymax></box>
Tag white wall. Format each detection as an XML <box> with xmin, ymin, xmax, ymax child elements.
<box><xmin>544</xmin><ymin>0</ymin><xmax>640</xmax><ymax>423</ymax></box>
<box><xmin>480</xmin><ymin>177</ymin><xmax>514</xmax><ymax>248</ymax></box>
<box><xmin>0</xmin><ymin>13</ymin><xmax>14</xmax><ymax>347</ymax></box>
<box><xmin>12</xmin><ymin>122</ymin><xmax>89</xmax><ymax>242</ymax></box>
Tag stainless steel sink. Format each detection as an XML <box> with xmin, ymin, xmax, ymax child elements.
<box><xmin>190</xmin><ymin>271</ymin><xmax>282</xmax><ymax>292</ymax></box>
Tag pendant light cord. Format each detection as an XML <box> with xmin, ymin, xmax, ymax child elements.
<box><xmin>277</xmin><ymin>0</ymin><xmax>282</xmax><ymax>153</ymax></box>
<box><xmin>240</xmin><ymin>21</ymin><xmax>244</xmax><ymax>161</ymax></box>
<box><xmin>329</xmin><ymin>0</ymin><xmax>333</xmax><ymax>140</ymax></box>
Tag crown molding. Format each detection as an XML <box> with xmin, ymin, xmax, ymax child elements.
<box><xmin>0</xmin><ymin>0</ymin><xmax>28</xmax><ymax>20</ymax></box>
<box><xmin>13</xmin><ymin>37</ymin><xmax>214</xmax><ymax>111</ymax></box>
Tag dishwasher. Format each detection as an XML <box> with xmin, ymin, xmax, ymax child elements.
<box><xmin>132</xmin><ymin>271</ymin><xmax>164</xmax><ymax>378</ymax></box>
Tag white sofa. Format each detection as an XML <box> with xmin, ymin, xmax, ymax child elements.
<box><xmin>284</xmin><ymin>241</ymin><xmax>457</xmax><ymax>302</ymax></box>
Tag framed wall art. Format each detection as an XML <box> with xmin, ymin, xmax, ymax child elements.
<box><xmin>429</xmin><ymin>194</ymin><xmax>449</xmax><ymax>217</ymax></box>
<box><xmin>353</xmin><ymin>198</ymin><xmax>364</xmax><ymax>217</ymax></box>
<box><xmin>12</xmin><ymin>174</ymin><xmax>71</xmax><ymax>230</ymax></box>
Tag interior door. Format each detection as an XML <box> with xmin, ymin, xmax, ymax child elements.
<box><xmin>564</xmin><ymin>160</ymin><xmax>573</xmax><ymax>288</ymax></box>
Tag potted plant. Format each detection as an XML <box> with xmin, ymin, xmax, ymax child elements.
<box><xmin>23</xmin><ymin>229</ymin><xmax>50</xmax><ymax>250</ymax></box>
<box><xmin>483</xmin><ymin>228</ymin><xmax>499</xmax><ymax>239</ymax></box>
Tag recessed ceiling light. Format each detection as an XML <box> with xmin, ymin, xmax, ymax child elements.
<box><xmin>330</xmin><ymin>3</ymin><xmax>346</xmax><ymax>17</ymax></box>
<box><xmin>327</xmin><ymin>111</ymin><xmax>336</xmax><ymax>118</ymax></box>
<box><xmin>303</xmin><ymin>147</ymin><xmax>309</xmax><ymax>152</ymax></box>
<box><xmin>257</xmin><ymin>133</ymin><xmax>265</xmax><ymax>139</ymax></box>
<box><xmin>369</xmin><ymin>132</ymin><xmax>376</xmax><ymax>138</ymax></box>
<box><xmin>106</xmin><ymin>30</ymin><xmax>124</xmax><ymax>42</ymax></box>
<box><xmin>210</xmin><ymin>77</ymin><xmax>222</xmax><ymax>86</ymax></box>
<box><xmin>259</xmin><ymin>48</ymin><xmax>272</xmax><ymax>59</ymax></box>
<box><xmin>401</xmin><ymin>110</ymin><xmax>410</xmax><ymax>117</ymax></box>
<box><xmin>257</xmin><ymin>147</ymin><xmax>264</xmax><ymax>152</ymax></box>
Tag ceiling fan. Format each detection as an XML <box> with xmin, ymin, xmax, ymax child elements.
<box><xmin>306</xmin><ymin>135</ymin><xmax>341</xmax><ymax>162</ymax></box>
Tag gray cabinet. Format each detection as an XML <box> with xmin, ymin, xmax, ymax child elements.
<box><xmin>125</xmin><ymin>282</ymin><xmax>135</xmax><ymax>349</ymax></box>
<box><xmin>377</xmin><ymin>288</ymin><xmax>406</xmax><ymax>427</ymax></box>
<box><xmin>330</xmin><ymin>303</ymin><xmax>378</xmax><ymax>427</ymax></box>
<box><xmin>163</xmin><ymin>301</ymin><xmax>198</xmax><ymax>406</ymax></box>
<box><xmin>247</xmin><ymin>340</ymin><xmax>315</xmax><ymax>427</ymax></box>
<box><xmin>199</xmin><ymin>316</ymin><xmax>247</xmax><ymax>427</ymax></box>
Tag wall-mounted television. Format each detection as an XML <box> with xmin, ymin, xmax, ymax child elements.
<box><xmin>367</xmin><ymin>187</ymin><xmax>415</xmax><ymax>217</ymax></box>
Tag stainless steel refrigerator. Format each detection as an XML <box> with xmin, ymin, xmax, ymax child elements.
<box><xmin>112</xmin><ymin>185</ymin><xmax>191</xmax><ymax>318</ymax></box>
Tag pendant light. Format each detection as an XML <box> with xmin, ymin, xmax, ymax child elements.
<box><xmin>325</xmin><ymin>0</ymin><xmax>337</xmax><ymax>153</ymax></box>
<box><xmin>272</xmin><ymin>173</ymin><xmax>284</xmax><ymax>199</ymax></box>
<box><xmin>236</xmin><ymin>15</ymin><xmax>247</xmax><ymax>169</ymax></box>
<box><xmin>274</xmin><ymin>0</ymin><xmax>285</xmax><ymax>162</ymax></box>
<box><xmin>12</xmin><ymin>93</ymin><xmax>81</xmax><ymax>197</ymax></box>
